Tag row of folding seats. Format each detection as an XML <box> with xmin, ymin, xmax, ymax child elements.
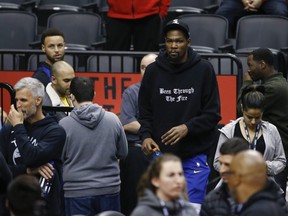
<box><xmin>2</xmin><ymin>9</ymin><xmax>288</xmax><ymax>54</ymax></box>
<box><xmin>0</xmin><ymin>10</ymin><xmax>105</xmax><ymax>51</ymax></box>
<box><xmin>1</xmin><ymin>0</ymin><xmax>288</xmax><ymax>77</ymax></box>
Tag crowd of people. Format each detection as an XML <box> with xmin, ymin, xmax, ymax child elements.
<box><xmin>1</xmin><ymin>1</ymin><xmax>288</xmax><ymax>215</ymax></box>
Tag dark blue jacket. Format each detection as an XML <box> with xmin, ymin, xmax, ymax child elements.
<box><xmin>0</xmin><ymin>115</ymin><xmax>66</xmax><ymax>216</ymax></box>
<box><xmin>32</xmin><ymin>61</ymin><xmax>51</xmax><ymax>87</ymax></box>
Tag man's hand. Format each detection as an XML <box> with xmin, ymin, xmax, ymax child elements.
<box><xmin>161</xmin><ymin>124</ymin><xmax>188</xmax><ymax>145</ymax></box>
<box><xmin>243</xmin><ymin>0</ymin><xmax>263</xmax><ymax>11</ymax></box>
<box><xmin>27</xmin><ymin>163</ymin><xmax>54</xmax><ymax>180</ymax></box>
<box><xmin>141</xmin><ymin>138</ymin><xmax>159</xmax><ymax>155</ymax></box>
<box><xmin>7</xmin><ymin>104</ymin><xmax>23</xmax><ymax>127</ymax></box>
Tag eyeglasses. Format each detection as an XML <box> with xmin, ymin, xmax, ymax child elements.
<box><xmin>165</xmin><ymin>38</ymin><xmax>186</xmax><ymax>45</ymax></box>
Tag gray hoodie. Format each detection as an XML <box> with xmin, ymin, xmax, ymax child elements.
<box><xmin>131</xmin><ymin>189</ymin><xmax>197</xmax><ymax>216</ymax></box>
<box><xmin>59</xmin><ymin>104</ymin><xmax>128</xmax><ymax>197</ymax></box>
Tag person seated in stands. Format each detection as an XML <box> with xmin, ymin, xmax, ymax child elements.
<box><xmin>32</xmin><ymin>28</ymin><xmax>65</xmax><ymax>87</ymax></box>
<box><xmin>6</xmin><ymin>174</ymin><xmax>47</xmax><ymax>216</ymax></box>
<box><xmin>216</xmin><ymin>0</ymin><xmax>288</xmax><ymax>37</ymax></box>
<box><xmin>130</xmin><ymin>153</ymin><xmax>198</xmax><ymax>216</ymax></box>
<box><xmin>42</xmin><ymin>61</ymin><xmax>75</xmax><ymax>121</ymax></box>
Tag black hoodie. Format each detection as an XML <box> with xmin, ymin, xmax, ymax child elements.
<box><xmin>239</xmin><ymin>179</ymin><xmax>288</xmax><ymax>216</ymax></box>
<box><xmin>139</xmin><ymin>47</ymin><xmax>221</xmax><ymax>159</ymax></box>
<box><xmin>0</xmin><ymin>115</ymin><xmax>66</xmax><ymax>216</ymax></box>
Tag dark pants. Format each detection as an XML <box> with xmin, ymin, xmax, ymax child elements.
<box><xmin>64</xmin><ymin>193</ymin><xmax>120</xmax><ymax>216</ymax></box>
<box><xmin>106</xmin><ymin>14</ymin><xmax>161</xmax><ymax>51</ymax></box>
<box><xmin>275</xmin><ymin>164</ymin><xmax>288</xmax><ymax>200</ymax></box>
<box><xmin>119</xmin><ymin>144</ymin><xmax>150</xmax><ymax>216</ymax></box>
<box><xmin>216</xmin><ymin>0</ymin><xmax>288</xmax><ymax>37</ymax></box>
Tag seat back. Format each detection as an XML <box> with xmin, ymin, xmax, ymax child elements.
<box><xmin>36</xmin><ymin>0</ymin><xmax>92</xmax><ymax>11</ymax></box>
<box><xmin>178</xmin><ymin>14</ymin><xmax>229</xmax><ymax>52</ymax></box>
<box><xmin>87</xmin><ymin>55</ymin><xmax>136</xmax><ymax>73</ymax></box>
<box><xmin>0</xmin><ymin>11</ymin><xmax>37</xmax><ymax>49</ymax></box>
<box><xmin>36</xmin><ymin>0</ymin><xmax>93</xmax><ymax>32</ymax></box>
<box><xmin>235</xmin><ymin>15</ymin><xmax>288</xmax><ymax>51</ymax></box>
<box><xmin>0</xmin><ymin>0</ymin><xmax>24</xmax><ymax>10</ymax></box>
<box><xmin>95</xmin><ymin>210</ymin><xmax>125</xmax><ymax>216</ymax></box>
<box><xmin>47</xmin><ymin>12</ymin><xmax>103</xmax><ymax>50</ymax></box>
<box><xmin>235</xmin><ymin>15</ymin><xmax>288</xmax><ymax>78</ymax></box>
<box><xmin>170</xmin><ymin>0</ymin><xmax>219</xmax><ymax>8</ymax></box>
<box><xmin>27</xmin><ymin>54</ymin><xmax>78</xmax><ymax>71</ymax></box>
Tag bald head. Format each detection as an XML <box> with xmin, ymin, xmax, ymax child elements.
<box><xmin>140</xmin><ymin>53</ymin><xmax>157</xmax><ymax>76</ymax></box>
<box><xmin>51</xmin><ymin>60</ymin><xmax>74</xmax><ymax>77</ymax></box>
<box><xmin>228</xmin><ymin>150</ymin><xmax>267</xmax><ymax>204</ymax></box>
<box><xmin>234</xmin><ymin>150</ymin><xmax>266</xmax><ymax>176</ymax></box>
<box><xmin>50</xmin><ymin>61</ymin><xmax>75</xmax><ymax>97</ymax></box>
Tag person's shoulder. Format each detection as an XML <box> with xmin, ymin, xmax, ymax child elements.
<box><xmin>262</xmin><ymin>120</ymin><xmax>278</xmax><ymax>130</ymax></box>
<box><xmin>220</xmin><ymin>118</ymin><xmax>239</xmax><ymax>130</ymax></box>
<box><xmin>203</xmin><ymin>185</ymin><xmax>224</xmax><ymax>203</ymax></box>
<box><xmin>58</xmin><ymin>115</ymin><xmax>73</xmax><ymax>126</ymax></box>
<box><xmin>130</xmin><ymin>205</ymin><xmax>157</xmax><ymax>216</ymax></box>
<box><xmin>36</xmin><ymin>61</ymin><xmax>50</xmax><ymax>69</ymax></box>
<box><xmin>242</xmin><ymin>198</ymin><xmax>286</xmax><ymax>215</ymax></box>
<box><xmin>123</xmin><ymin>82</ymin><xmax>141</xmax><ymax>94</ymax></box>
<box><xmin>104</xmin><ymin>110</ymin><xmax>121</xmax><ymax>121</ymax></box>
<box><xmin>40</xmin><ymin>116</ymin><xmax>64</xmax><ymax>129</ymax></box>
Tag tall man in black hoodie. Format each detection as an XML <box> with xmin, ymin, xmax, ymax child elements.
<box><xmin>0</xmin><ymin>77</ymin><xmax>66</xmax><ymax>216</ymax></box>
<box><xmin>138</xmin><ymin>19</ymin><xmax>221</xmax><ymax>213</ymax></box>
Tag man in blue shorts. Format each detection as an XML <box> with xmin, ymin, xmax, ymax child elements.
<box><xmin>138</xmin><ymin>19</ymin><xmax>221</xmax><ymax>213</ymax></box>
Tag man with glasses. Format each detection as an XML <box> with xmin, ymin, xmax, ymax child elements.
<box><xmin>138</xmin><ymin>19</ymin><xmax>221</xmax><ymax>213</ymax></box>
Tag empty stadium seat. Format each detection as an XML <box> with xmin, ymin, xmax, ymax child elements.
<box><xmin>87</xmin><ymin>55</ymin><xmax>136</xmax><ymax>73</ymax></box>
<box><xmin>46</xmin><ymin>12</ymin><xmax>105</xmax><ymax>50</ymax></box>
<box><xmin>177</xmin><ymin>14</ymin><xmax>230</xmax><ymax>53</ymax></box>
<box><xmin>0</xmin><ymin>11</ymin><xmax>37</xmax><ymax>70</ymax></box>
<box><xmin>234</xmin><ymin>15</ymin><xmax>288</xmax><ymax>78</ymax></box>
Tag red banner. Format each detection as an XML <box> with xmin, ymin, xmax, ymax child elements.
<box><xmin>0</xmin><ymin>71</ymin><xmax>236</xmax><ymax>124</ymax></box>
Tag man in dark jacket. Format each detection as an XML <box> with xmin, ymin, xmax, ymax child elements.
<box><xmin>0</xmin><ymin>77</ymin><xmax>66</xmax><ymax>216</ymax></box>
<box><xmin>237</xmin><ymin>48</ymin><xmax>288</xmax><ymax>198</ymax></box>
<box><xmin>200</xmin><ymin>137</ymin><xmax>249</xmax><ymax>216</ymax></box>
<box><xmin>228</xmin><ymin>150</ymin><xmax>287</xmax><ymax>216</ymax></box>
<box><xmin>138</xmin><ymin>19</ymin><xmax>221</xmax><ymax>213</ymax></box>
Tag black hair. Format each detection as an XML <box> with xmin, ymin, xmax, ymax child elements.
<box><xmin>70</xmin><ymin>76</ymin><xmax>94</xmax><ymax>103</ymax></box>
<box><xmin>7</xmin><ymin>175</ymin><xmax>43</xmax><ymax>216</ymax></box>
<box><xmin>250</xmin><ymin>48</ymin><xmax>274</xmax><ymax>66</ymax></box>
<box><xmin>41</xmin><ymin>28</ymin><xmax>65</xmax><ymax>45</ymax></box>
<box><xmin>240</xmin><ymin>84</ymin><xmax>265</xmax><ymax>112</ymax></box>
<box><xmin>220</xmin><ymin>137</ymin><xmax>249</xmax><ymax>155</ymax></box>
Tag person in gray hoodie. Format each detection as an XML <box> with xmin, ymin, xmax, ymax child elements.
<box><xmin>59</xmin><ymin>76</ymin><xmax>128</xmax><ymax>216</ymax></box>
<box><xmin>131</xmin><ymin>153</ymin><xmax>197</xmax><ymax>216</ymax></box>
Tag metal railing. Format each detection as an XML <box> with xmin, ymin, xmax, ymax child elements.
<box><xmin>0</xmin><ymin>49</ymin><xmax>243</xmax><ymax>125</ymax></box>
